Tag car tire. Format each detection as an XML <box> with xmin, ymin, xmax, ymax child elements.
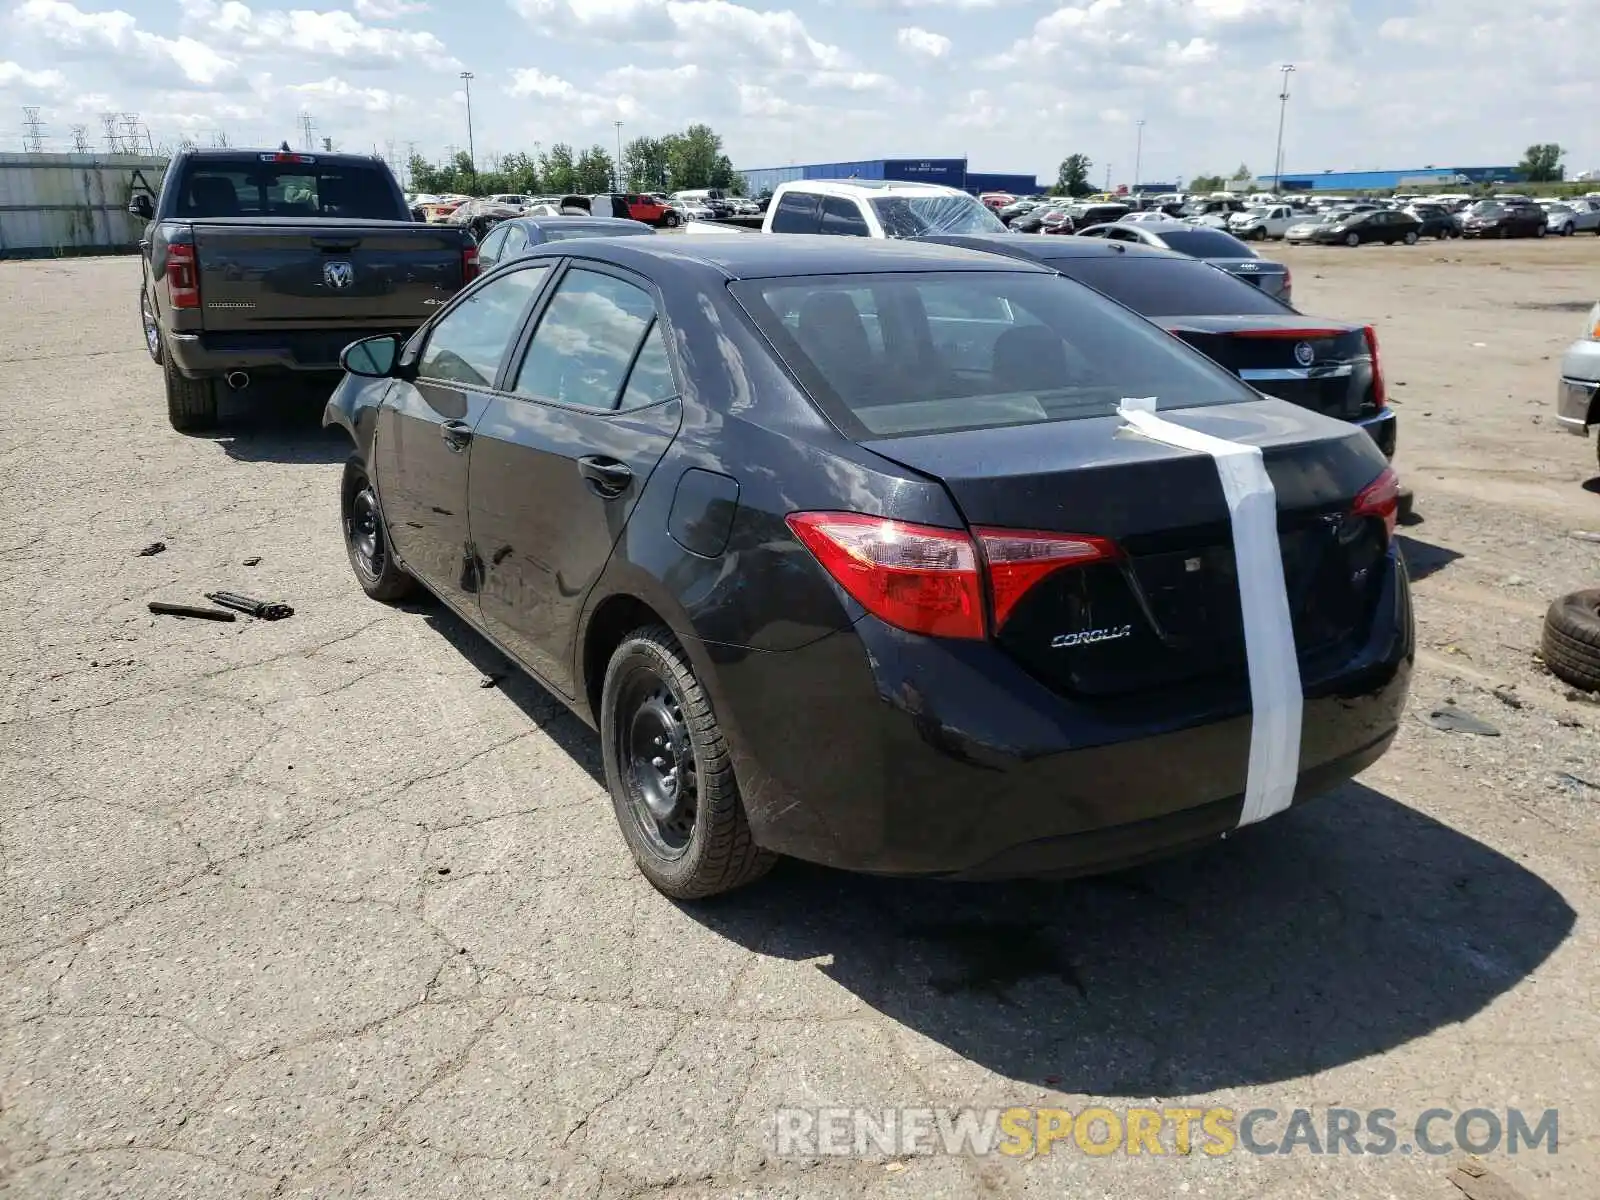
<box><xmin>1345</xmin><ymin>232</ymin><xmax>1361</xmax><ymax>247</ymax></box>
<box><xmin>1536</xmin><ymin>225</ymin><xmax>1547</xmax><ymax>238</ymax></box>
<box><xmin>662</xmin><ymin>211</ymin><xmax>680</xmax><ymax>228</ymax></box>
<box><xmin>163</xmin><ymin>357</ymin><xmax>218</xmax><ymax>433</ymax></box>
<box><xmin>340</xmin><ymin>457</ymin><xmax>417</xmax><ymax>602</ymax></box>
<box><xmin>601</xmin><ymin>624</ymin><xmax>775</xmax><ymax>899</ymax></box>
<box><xmin>140</xmin><ymin>287</ymin><xmax>163</xmax><ymax>365</ymax></box>
<box><xmin>1560</xmin><ymin>224</ymin><xmax>1573</xmax><ymax>236</ymax></box>
<box><xmin>1403</xmin><ymin>231</ymin><xmax>1419</xmax><ymax>245</ymax></box>
<box><xmin>1542</xmin><ymin>589</ymin><xmax>1600</xmax><ymax>693</ymax></box>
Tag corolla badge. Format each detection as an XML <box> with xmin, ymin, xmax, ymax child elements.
<box><xmin>1294</xmin><ymin>340</ymin><xmax>1316</xmax><ymax>367</ymax></box>
<box><xmin>323</xmin><ymin>261</ymin><xmax>355</xmax><ymax>289</ymax></box>
<box><xmin>1051</xmin><ymin>624</ymin><xmax>1133</xmax><ymax>649</ymax></box>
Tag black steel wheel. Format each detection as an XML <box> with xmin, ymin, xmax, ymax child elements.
<box><xmin>140</xmin><ymin>288</ymin><xmax>163</xmax><ymax>364</ymax></box>
<box><xmin>1345</xmin><ymin>232</ymin><xmax>1361</xmax><ymax>247</ymax></box>
<box><xmin>601</xmin><ymin>624</ymin><xmax>774</xmax><ymax>898</ymax></box>
<box><xmin>340</xmin><ymin>457</ymin><xmax>416</xmax><ymax>602</ymax></box>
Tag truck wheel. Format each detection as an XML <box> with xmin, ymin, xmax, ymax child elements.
<box><xmin>601</xmin><ymin>624</ymin><xmax>775</xmax><ymax>899</ymax></box>
<box><xmin>140</xmin><ymin>288</ymin><xmax>163</xmax><ymax>365</ymax></box>
<box><xmin>341</xmin><ymin>458</ymin><xmax>417</xmax><ymax>602</ymax></box>
<box><xmin>1542</xmin><ymin>590</ymin><xmax>1600</xmax><ymax>693</ymax></box>
<box><xmin>163</xmin><ymin>358</ymin><xmax>218</xmax><ymax>433</ymax></box>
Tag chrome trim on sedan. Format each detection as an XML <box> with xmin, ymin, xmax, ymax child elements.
<box><xmin>1558</xmin><ymin>377</ymin><xmax>1595</xmax><ymax>435</ymax></box>
<box><xmin>1239</xmin><ymin>364</ymin><xmax>1355</xmax><ymax>382</ymax></box>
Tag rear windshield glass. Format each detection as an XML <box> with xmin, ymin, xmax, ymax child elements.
<box><xmin>1152</xmin><ymin>228</ymin><xmax>1251</xmax><ymax>257</ymax></box>
<box><xmin>539</xmin><ymin>224</ymin><xmax>651</xmax><ymax>242</ymax></box>
<box><xmin>173</xmin><ymin>157</ymin><xmax>399</xmax><ymax>219</ymax></box>
<box><xmin>732</xmin><ymin>271</ymin><xmax>1255</xmax><ymax>438</ymax></box>
<box><xmin>1052</xmin><ymin>258</ymin><xmax>1290</xmax><ymax>318</ymax></box>
<box><xmin>870</xmin><ymin>195</ymin><xmax>1005</xmax><ymax>237</ymax></box>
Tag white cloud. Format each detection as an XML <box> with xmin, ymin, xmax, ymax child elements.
<box><xmin>0</xmin><ymin>61</ymin><xmax>69</xmax><ymax>91</ymax></box>
<box><xmin>896</xmin><ymin>26</ymin><xmax>952</xmax><ymax>60</ymax></box>
<box><xmin>286</xmin><ymin>77</ymin><xmax>406</xmax><ymax>114</ymax></box>
<box><xmin>351</xmin><ymin>0</ymin><xmax>430</xmax><ymax>16</ymax></box>
<box><xmin>511</xmin><ymin>0</ymin><xmax>844</xmax><ymax>68</ymax></box>
<box><xmin>178</xmin><ymin>0</ymin><xmax>457</xmax><ymax>68</ymax></box>
<box><xmin>505</xmin><ymin>68</ymin><xmax>640</xmax><ymax>123</ymax></box>
<box><xmin>14</xmin><ymin>0</ymin><xmax>237</xmax><ymax>87</ymax></box>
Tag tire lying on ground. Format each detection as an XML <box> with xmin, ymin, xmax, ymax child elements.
<box><xmin>1541</xmin><ymin>589</ymin><xmax>1600</xmax><ymax>692</ymax></box>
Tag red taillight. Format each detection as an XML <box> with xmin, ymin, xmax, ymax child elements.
<box><xmin>786</xmin><ymin>512</ymin><xmax>1122</xmax><ymax>639</ymax></box>
<box><xmin>166</xmin><ymin>242</ymin><xmax>199</xmax><ymax>309</ymax></box>
<box><xmin>462</xmin><ymin>244</ymin><xmax>480</xmax><ymax>283</ymax></box>
<box><xmin>1353</xmin><ymin>466</ymin><xmax>1400</xmax><ymax>541</ymax></box>
<box><xmin>1363</xmin><ymin>324</ymin><xmax>1386</xmax><ymax>409</ymax></box>
<box><xmin>786</xmin><ymin>512</ymin><xmax>985</xmax><ymax>640</ymax></box>
<box><xmin>975</xmin><ymin>528</ymin><xmax>1121</xmax><ymax>629</ymax></box>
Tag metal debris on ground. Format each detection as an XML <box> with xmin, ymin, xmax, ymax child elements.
<box><xmin>242</xmin><ymin>556</ymin><xmax>262</xmax><ymax>566</ymax></box>
<box><xmin>1424</xmin><ymin>703</ymin><xmax>1501</xmax><ymax>736</ymax></box>
<box><xmin>205</xmin><ymin>591</ymin><xmax>294</xmax><ymax>620</ymax></box>
<box><xmin>479</xmin><ymin>672</ymin><xmax>505</xmax><ymax>689</ymax></box>
<box><xmin>1490</xmin><ymin>687</ymin><xmax>1524</xmax><ymax>710</ymax></box>
<box><xmin>137</xmin><ymin>541</ymin><xmax>166</xmax><ymax>556</ymax></box>
<box><xmin>1555</xmin><ymin>772</ymin><xmax>1600</xmax><ymax>792</ymax></box>
<box><xmin>148</xmin><ymin>601</ymin><xmax>236</xmax><ymax>622</ymax></box>
<box><xmin>1448</xmin><ymin>1160</ymin><xmax>1529</xmax><ymax>1200</ymax></box>
<box><xmin>1569</xmin><ymin>531</ymin><xmax>1600</xmax><ymax>545</ymax></box>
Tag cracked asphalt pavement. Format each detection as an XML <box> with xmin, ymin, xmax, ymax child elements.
<box><xmin>2</xmin><ymin>249</ymin><xmax>1599</xmax><ymax>1198</ymax></box>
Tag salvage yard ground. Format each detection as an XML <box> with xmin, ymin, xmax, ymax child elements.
<box><xmin>2</xmin><ymin>240</ymin><xmax>1599</xmax><ymax>1199</ymax></box>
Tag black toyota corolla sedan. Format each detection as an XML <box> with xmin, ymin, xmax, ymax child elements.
<box><xmin>325</xmin><ymin>236</ymin><xmax>1412</xmax><ymax>898</ymax></box>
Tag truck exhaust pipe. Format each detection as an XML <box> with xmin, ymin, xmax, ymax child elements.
<box><xmin>225</xmin><ymin>371</ymin><xmax>250</xmax><ymax>391</ymax></box>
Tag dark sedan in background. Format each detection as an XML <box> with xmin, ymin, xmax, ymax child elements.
<box><xmin>325</xmin><ymin>236</ymin><xmax>1410</xmax><ymax>898</ymax></box>
<box><xmin>1296</xmin><ymin>209</ymin><xmax>1423</xmax><ymax>247</ymax></box>
<box><xmin>1407</xmin><ymin>203</ymin><xmax>1460</xmax><ymax>240</ymax></box>
<box><xmin>1074</xmin><ymin>219</ymin><xmax>1292</xmax><ymax>302</ymax></box>
<box><xmin>474</xmin><ymin>216</ymin><xmax>653</xmax><ymax>271</ymax></box>
<box><xmin>1461</xmin><ymin>199</ymin><xmax>1548</xmax><ymax>239</ymax></box>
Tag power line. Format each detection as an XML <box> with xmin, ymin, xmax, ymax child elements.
<box><xmin>21</xmin><ymin>107</ymin><xmax>44</xmax><ymax>153</ymax></box>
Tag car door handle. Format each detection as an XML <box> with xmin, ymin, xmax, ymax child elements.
<box><xmin>577</xmin><ymin>456</ymin><xmax>633</xmax><ymax>497</ymax></box>
<box><xmin>440</xmin><ymin>420</ymin><xmax>473</xmax><ymax>452</ymax></box>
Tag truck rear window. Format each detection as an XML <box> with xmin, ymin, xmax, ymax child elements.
<box><xmin>732</xmin><ymin>271</ymin><xmax>1255</xmax><ymax>438</ymax></box>
<box><xmin>173</xmin><ymin>159</ymin><xmax>400</xmax><ymax>219</ymax></box>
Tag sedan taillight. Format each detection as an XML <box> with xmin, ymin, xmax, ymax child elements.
<box><xmin>462</xmin><ymin>243</ymin><xmax>480</xmax><ymax>283</ymax></box>
<box><xmin>1353</xmin><ymin>467</ymin><xmax>1400</xmax><ymax>541</ymax></box>
<box><xmin>1363</xmin><ymin>324</ymin><xmax>1386</xmax><ymax>409</ymax></box>
<box><xmin>786</xmin><ymin>512</ymin><xmax>1120</xmax><ymax>639</ymax></box>
<box><xmin>166</xmin><ymin>242</ymin><xmax>199</xmax><ymax>309</ymax></box>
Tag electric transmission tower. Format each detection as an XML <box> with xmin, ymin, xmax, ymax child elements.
<box><xmin>70</xmin><ymin>124</ymin><xmax>90</xmax><ymax>153</ymax></box>
<box><xmin>21</xmin><ymin>107</ymin><xmax>44</xmax><ymax>153</ymax></box>
<box><xmin>101</xmin><ymin>112</ymin><xmax>123</xmax><ymax>153</ymax></box>
<box><xmin>298</xmin><ymin>110</ymin><xmax>316</xmax><ymax>152</ymax></box>
<box><xmin>211</xmin><ymin>129</ymin><xmax>230</xmax><ymax>148</ymax></box>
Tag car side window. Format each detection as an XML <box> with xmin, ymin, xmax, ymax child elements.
<box><xmin>513</xmin><ymin>268</ymin><xmax>658</xmax><ymax>410</ymax></box>
<box><xmin>477</xmin><ymin>225</ymin><xmax>509</xmax><ymax>265</ymax></box>
<box><xmin>417</xmin><ymin>265</ymin><xmax>551</xmax><ymax>388</ymax></box>
<box><xmin>618</xmin><ymin>324</ymin><xmax>678</xmax><ymax>410</ymax></box>
<box><xmin>771</xmin><ymin>191</ymin><xmax>821</xmax><ymax>234</ymax></box>
<box><xmin>818</xmin><ymin>196</ymin><xmax>870</xmax><ymax>237</ymax></box>
<box><xmin>501</xmin><ymin>225</ymin><xmax>528</xmax><ymax>258</ymax></box>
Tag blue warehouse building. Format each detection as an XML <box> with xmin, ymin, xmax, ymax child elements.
<box><xmin>1266</xmin><ymin>165</ymin><xmax>1526</xmax><ymax>192</ymax></box>
<box><xmin>739</xmin><ymin>157</ymin><xmax>1039</xmax><ymax>198</ymax></box>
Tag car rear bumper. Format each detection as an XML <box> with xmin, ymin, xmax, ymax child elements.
<box><xmin>166</xmin><ymin>327</ymin><xmax>422</xmax><ymax>379</ymax></box>
<box><xmin>707</xmin><ymin>548</ymin><xmax>1412</xmax><ymax>878</ymax></box>
<box><xmin>1558</xmin><ymin>339</ymin><xmax>1600</xmax><ymax>434</ymax></box>
<box><xmin>1356</xmin><ymin>407</ymin><xmax>1397</xmax><ymax>458</ymax></box>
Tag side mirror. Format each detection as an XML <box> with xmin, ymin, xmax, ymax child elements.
<box><xmin>341</xmin><ymin>333</ymin><xmax>404</xmax><ymax>379</ymax></box>
<box><xmin>128</xmin><ymin>194</ymin><xmax>154</xmax><ymax>220</ymax></box>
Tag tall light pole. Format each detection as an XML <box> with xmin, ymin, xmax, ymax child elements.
<box><xmin>1133</xmin><ymin>119</ymin><xmax>1145</xmax><ymax>194</ymax></box>
<box><xmin>1104</xmin><ymin>162</ymin><xmax>1112</xmax><ymax>193</ymax></box>
<box><xmin>1272</xmin><ymin>63</ymin><xmax>1295</xmax><ymax>195</ymax></box>
<box><xmin>614</xmin><ymin>120</ymin><xmax>624</xmax><ymax>192</ymax></box>
<box><xmin>459</xmin><ymin>71</ymin><xmax>476</xmax><ymax>182</ymax></box>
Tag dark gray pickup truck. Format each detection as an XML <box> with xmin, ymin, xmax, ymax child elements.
<box><xmin>131</xmin><ymin>148</ymin><xmax>478</xmax><ymax>431</ymax></box>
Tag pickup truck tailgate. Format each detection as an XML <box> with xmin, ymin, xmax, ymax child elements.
<box><xmin>192</xmin><ymin>219</ymin><xmax>462</xmax><ymax>331</ymax></box>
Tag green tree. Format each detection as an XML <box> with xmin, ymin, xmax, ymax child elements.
<box><xmin>1519</xmin><ymin>143</ymin><xmax>1565</xmax><ymax>183</ymax></box>
<box><xmin>408</xmin><ymin>153</ymin><xmax>447</xmax><ymax>193</ymax></box>
<box><xmin>1230</xmin><ymin>162</ymin><xmax>1253</xmax><ymax>181</ymax></box>
<box><xmin>574</xmin><ymin>145</ymin><xmax>616</xmax><ymax>192</ymax></box>
<box><xmin>1190</xmin><ymin>173</ymin><xmax>1226</xmax><ymax>193</ymax></box>
<box><xmin>499</xmin><ymin>150</ymin><xmax>541</xmax><ymax>194</ymax></box>
<box><xmin>664</xmin><ymin>123</ymin><xmax>726</xmax><ymax>190</ymax></box>
<box><xmin>623</xmin><ymin>135</ymin><xmax>670</xmax><ymax>191</ymax></box>
<box><xmin>541</xmin><ymin>143</ymin><xmax>578</xmax><ymax>193</ymax></box>
<box><xmin>1055</xmin><ymin>153</ymin><xmax>1092</xmax><ymax>197</ymax></box>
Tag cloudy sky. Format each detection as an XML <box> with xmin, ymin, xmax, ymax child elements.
<box><xmin>1</xmin><ymin>0</ymin><xmax>1594</xmax><ymax>186</ymax></box>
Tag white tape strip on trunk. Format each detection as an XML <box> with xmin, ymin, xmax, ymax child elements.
<box><xmin>1117</xmin><ymin>398</ymin><xmax>1303</xmax><ymax>828</ymax></box>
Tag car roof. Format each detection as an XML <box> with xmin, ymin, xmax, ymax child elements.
<box><xmin>774</xmin><ymin>178</ymin><xmax>968</xmax><ymax>199</ymax></box>
<box><xmin>915</xmin><ymin>233</ymin><xmax>1189</xmax><ymax>264</ymax></box>
<box><xmin>515</xmin><ymin>216</ymin><xmax>651</xmax><ymax>232</ymax></box>
<box><xmin>520</xmin><ymin>232</ymin><xmax>1054</xmax><ymax>281</ymax></box>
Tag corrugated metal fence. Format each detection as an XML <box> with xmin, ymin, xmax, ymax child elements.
<box><xmin>0</xmin><ymin>152</ymin><xmax>167</xmax><ymax>259</ymax></box>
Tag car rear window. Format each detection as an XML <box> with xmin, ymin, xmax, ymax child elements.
<box><xmin>732</xmin><ymin>271</ymin><xmax>1256</xmax><ymax>438</ymax></box>
<box><xmin>1153</xmin><ymin>228</ymin><xmax>1253</xmax><ymax>257</ymax></box>
<box><xmin>538</xmin><ymin>223</ymin><xmax>652</xmax><ymax>242</ymax></box>
<box><xmin>173</xmin><ymin>157</ymin><xmax>400</xmax><ymax>219</ymax></box>
<box><xmin>1051</xmin><ymin>257</ymin><xmax>1290</xmax><ymax>317</ymax></box>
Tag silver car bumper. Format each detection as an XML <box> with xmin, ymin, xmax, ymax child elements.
<box><xmin>1558</xmin><ymin>338</ymin><xmax>1600</xmax><ymax>434</ymax></box>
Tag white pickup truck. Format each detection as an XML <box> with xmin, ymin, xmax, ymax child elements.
<box><xmin>1227</xmin><ymin>204</ymin><xmax>1297</xmax><ymax>241</ymax></box>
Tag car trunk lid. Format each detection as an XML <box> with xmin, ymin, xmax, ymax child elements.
<box><xmin>191</xmin><ymin>219</ymin><xmax>464</xmax><ymax>332</ymax></box>
<box><xmin>863</xmin><ymin>399</ymin><xmax>1393</xmax><ymax>702</ymax></box>
<box><xmin>1208</xmin><ymin>257</ymin><xmax>1290</xmax><ymax>300</ymax></box>
<box><xmin>1160</xmin><ymin>315</ymin><xmax>1376</xmax><ymax>422</ymax></box>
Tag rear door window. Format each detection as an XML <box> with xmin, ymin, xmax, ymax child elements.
<box><xmin>818</xmin><ymin>196</ymin><xmax>870</xmax><ymax>237</ymax></box>
<box><xmin>512</xmin><ymin>268</ymin><xmax>658</xmax><ymax>409</ymax></box>
<box><xmin>733</xmin><ymin>271</ymin><xmax>1256</xmax><ymax>438</ymax></box>
<box><xmin>771</xmin><ymin>191</ymin><xmax>822</xmax><ymax>234</ymax></box>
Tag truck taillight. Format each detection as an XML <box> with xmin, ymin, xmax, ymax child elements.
<box><xmin>462</xmin><ymin>244</ymin><xmax>480</xmax><ymax>283</ymax></box>
<box><xmin>1363</xmin><ymin>324</ymin><xmax>1386</xmax><ymax>409</ymax></box>
<box><xmin>166</xmin><ymin>243</ymin><xmax>199</xmax><ymax>309</ymax></box>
